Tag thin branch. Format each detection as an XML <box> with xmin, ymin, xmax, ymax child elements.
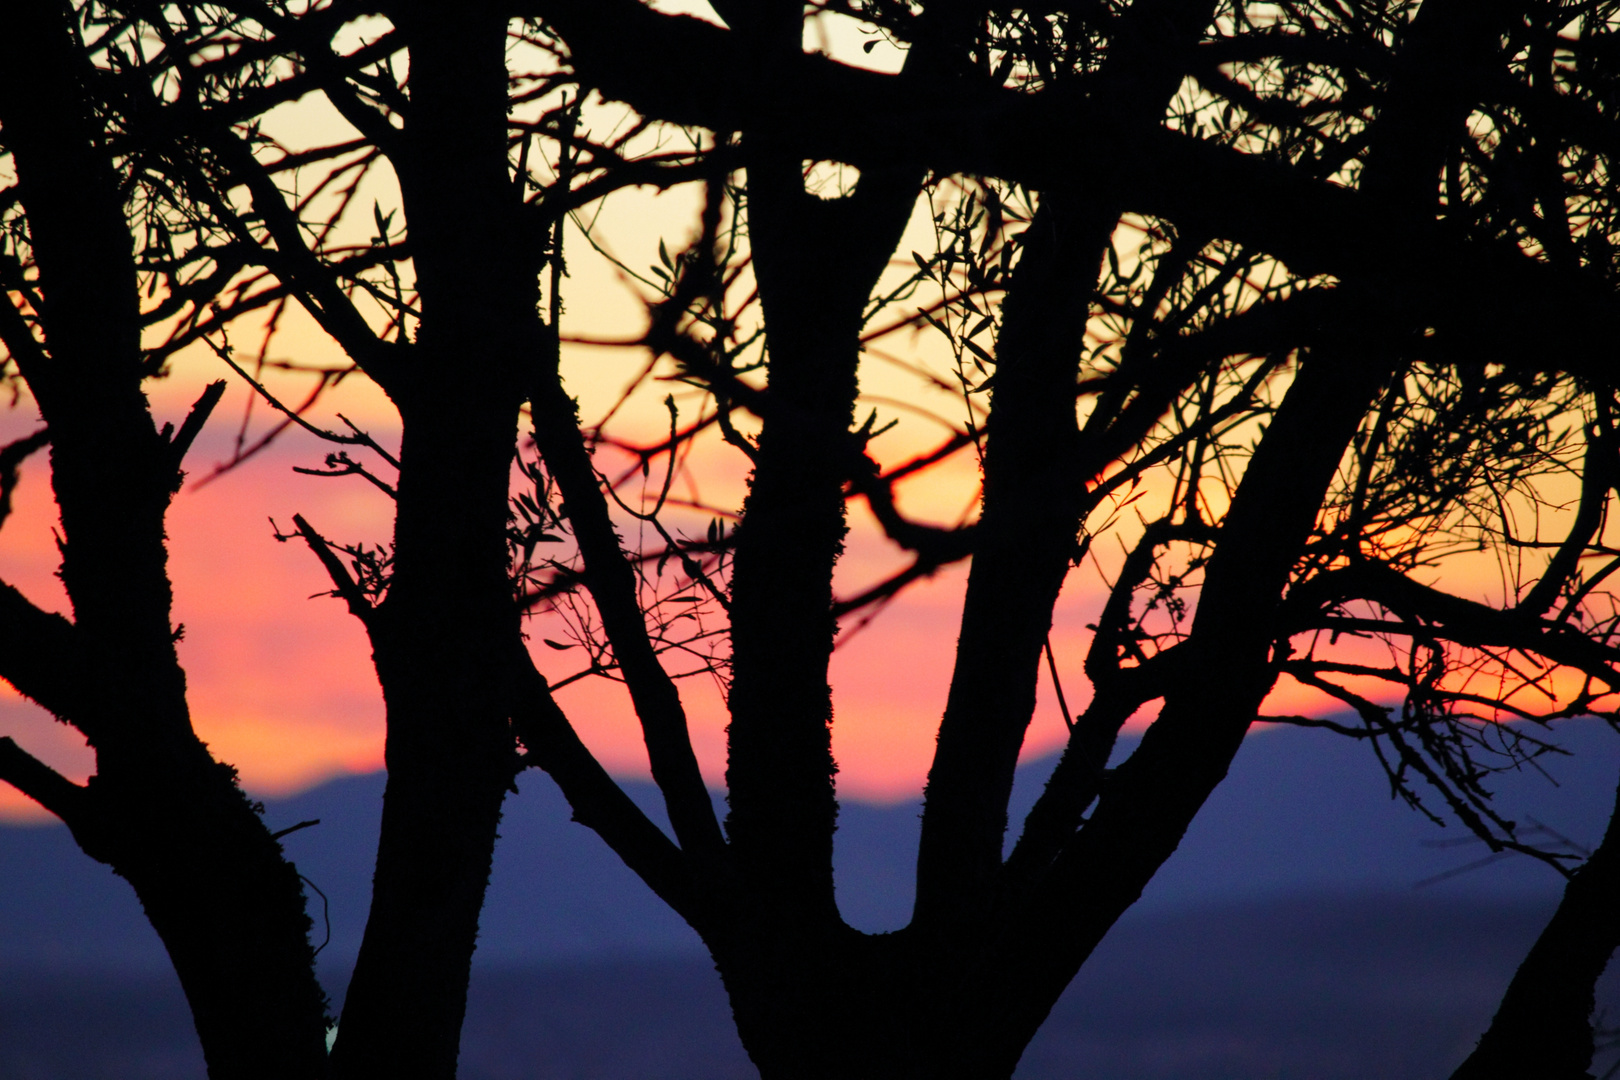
<box><xmin>208</xmin><ymin>336</ymin><xmax>400</xmax><ymax>468</ymax></box>
<box><xmin>280</xmin><ymin>514</ymin><xmax>374</xmax><ymax>623</ymax></box>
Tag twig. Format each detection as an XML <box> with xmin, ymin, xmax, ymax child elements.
<box><xmin>1044</xmin><ymin>635</ymin><xmax>1076</xmax><ymax>732</ymax></box>
<box><xmin>271</xmin><ymin>818</ymin><xmax>321</xmax><ymax>840</ymax></box>
<box><xmin>206</xmin><ymin>335</ymin><xmax>400</xmax><ymax>469</ymax></box>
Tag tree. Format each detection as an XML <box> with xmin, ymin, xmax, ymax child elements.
<box><xmin>4</xmin><ymin>1</ymin><xmax>1620</xmax><ymax>1078</ymax></box>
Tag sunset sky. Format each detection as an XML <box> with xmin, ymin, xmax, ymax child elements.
<box><xmin>0</xmin><ymin>8</ymin><xmax>1527</xmax><ymax>822</ymax></box>
<box><xmin>0</xmin><ymin>191</ymin><xmax>1418</xmax><ymax>824</ymax></box>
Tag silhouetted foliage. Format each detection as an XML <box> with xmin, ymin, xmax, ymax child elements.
<box><xmin>4</xmin><ymin>1</ymin><xmax>1620</xmax><ymax>1078</ymax></box>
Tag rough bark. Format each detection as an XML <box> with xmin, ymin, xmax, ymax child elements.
<box><xmin>717</xmin><ymin>138</ymin><xmax>922</xmax><ymax>1080</ymax></box>
<box><xmin>912</xmin><ymin>189</ymin><xmax>1098</xmax><ymax>934</ymax></box>
<box><xmin>0</xmin><ymin>3</ymin><xmax>330</xmax><ymax>1076</ymax></box>
<box><xmin>326</xmin><ymin>9</ymin><xmax>529</xmax><ymax>1077</ymax></box>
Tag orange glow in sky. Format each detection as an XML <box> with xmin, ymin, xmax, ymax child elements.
<box><xmin>0</xmin><ymin>147</ymin><xmax>1530</xmax><ymax>822</ymax></box>
<box><xmin>0</xmin><ymin>350</ymin><xmax>1434</xmax><ymax>823</ymax></box>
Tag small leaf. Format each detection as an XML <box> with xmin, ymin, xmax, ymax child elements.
<box><xmin>543</xmin><ymin>639</ymin><xmax>575</xmax><ymax>650</ymax></box>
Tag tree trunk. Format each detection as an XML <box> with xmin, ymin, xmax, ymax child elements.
<box><xmin>327</xmin><ymin>8</ymin><xmax>531</xmax><ymax>1076</ymax></box>
<box><xmin>1450</xmin><ymin>769</ymin><xmax>1620</xmax><ymax>1080</ymax></box>
<box><xmin>718</xmin><ymin>146</ymin><xmax>922</xmax><ymax>1078</ymax></box>
<box><xmin>0</xmin><ymin>3</ymin><xmax>331</xmax><ymax>1076</ymax></box>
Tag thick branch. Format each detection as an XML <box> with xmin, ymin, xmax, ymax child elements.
<box><xmin>1450</xmin><ymin>769</ymin><xmax>1620</xmax><ymax>1080</ymax></box>
<box><xmin>723</xmin><ymin>148</ymin><xmax>921</xmax><ymax>918</ymax></box>
<box><xmin>915</xmin><ymin>188</ymin><xmax>1100</xmax><ymax>932</ymax></box>
<box><xmin>0</xmin><ymin>7</ymin><xmax>334</xmax><ymax>1076</ymax></box>
<box><xmin>0</xmin><ymin>579</ymin><xmax>84</xmax><ymax>728</ymax></box>
<box><xmin>529</xmin><ymin>381</ymin><xmax>727</xmax><ymax>866</ymax></box>
<box><xmin>0</xmin><ymin>735</ymin><xmax>90</xmax><ymax>827</ymax></box>
<box><xmin>1286</xmin><ymin>562</ymin><xmax>1620</xmax><ymax>691</ymax></box>
<box><xmin>997</xmin><ymin>341</ymin><xmax>1387</xmax><ymax>1053</ymax></box>
<box><xmin>1001</xmin><ymin>648</ymin><xmax>1183</xmax><ymax>897</ymax></box>
<box><xmin>1002</xmin><ymin>520</ymin><xmax>1205</xmax><ymax>894</ymax></box>
<box><xmin>0</xmin><ymin>426</ymin><xmax>50</xmax><ymax>532</ymax></box>
<box><xmin>508</xmin><ymin>646</ymin><xmax>715</xmax><ymax>930</ymax></box>
<box><xmin>166</xmin><ymin>380</ymin><xmax>227</xmax><ymax>475</ymax></box>
<box><xmin>536</xmin><ymin>0</ymin><xmax>1620</xmax><ymax>392</ymax></box>
<box><xmin>916</xmin><ymin>0</ymin><xmax>1221</xmax><ymax>937</ymax></box>
<box><xmin>0</xmin><ymin>286</ymin><xmax>49</xmax><ymax>377</ymax></box>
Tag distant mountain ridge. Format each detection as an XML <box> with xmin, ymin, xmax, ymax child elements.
<box><xmin>2</xmin><ymin>719</ymin><xmax>1617</xmax><ymax>1078</ymax></box>
<box><xmin>4</xmin><ymin>718</ymin><xmax>1616</xmax><ymax>975</ymax></box>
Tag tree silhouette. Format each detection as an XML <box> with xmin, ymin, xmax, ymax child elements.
<box><xmin>3</xmin><ymin>1</ymin><xmax>1620</xmax><ymax>1078</ymax></box>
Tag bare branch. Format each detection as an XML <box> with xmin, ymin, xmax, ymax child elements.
<box><xmin>0</xmin><ymin>426</ymin><xmax>49</xmax><ymax>532</ymax></box>
<box><xmin>208</xmin><ymin>336</ymin><xmax>400</xmax><ymax>469</ymax></box>
<box><xmin>165</xmin><ymin>380</ymin><xmax>227</xmax><ymax>473</ymax></box>
<box><xmin>0</xmin><ymin>578</ymin><xmax>84</xmax><ymax>731</ymax></box>
<box><xmin>0</xmin><ymin>736</ymin><xmax>88</xmax><ymax>827</ymax></box>
<box><xmin>508</xmin><ymin>645</ymin><xmax>718</xmax><ymax>926</ymax></box>
<box><xmin>280</xmin><ymin>514</ymin><xmax>374</xmax><ymax>624</ymax></box>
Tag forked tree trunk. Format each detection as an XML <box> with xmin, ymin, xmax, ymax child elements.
<box><xmin>716</xmin><ymin>151</ymin><xmax>922</xmax><ymax>1078</ymax></box>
